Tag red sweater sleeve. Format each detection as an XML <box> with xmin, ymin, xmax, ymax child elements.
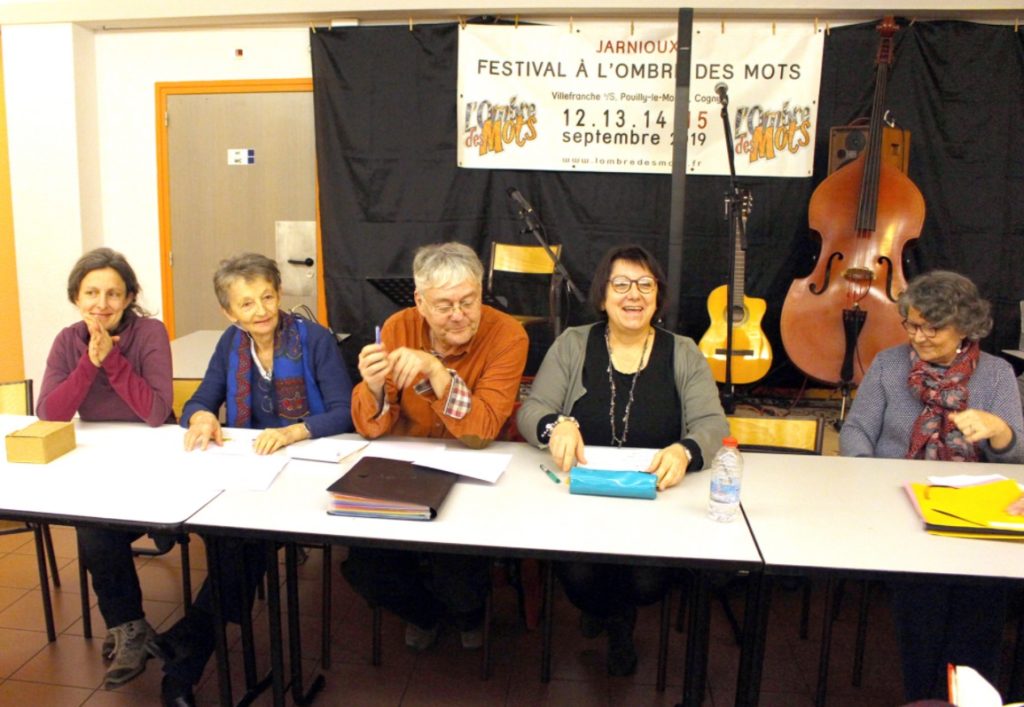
<box><xmin>37</xmin><ymin>338</ymin><xmax>99</xmax><ymax>421</ymax></box>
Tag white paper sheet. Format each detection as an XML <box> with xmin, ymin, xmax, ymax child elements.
<box><xmin>925</xmin><ymin>473</ymin><xmax>1008</xmax><ymax>488</ymax></box>
<box><xmin>413</xmin><ymin>448</ymin><xmax>512</xmax><ymax>484</ymax></box>
<box><xmin>285</xmin><ymin>438</ymin><xmax>367</xmax><ymax>464</ymax></box>
<box><xmin>577</xmin><ymin>446</ymin><xmax>659</xmax><ymax>472</ymax></box>
<box><xmin>365</xmin><ymin>440</ymin><xmax>443</xmax><ymax>462</ymax></box>
<box><xmin>179</xmin><ymin>450</ymin><xmax>287</xmax><ymax>491</ymax></box>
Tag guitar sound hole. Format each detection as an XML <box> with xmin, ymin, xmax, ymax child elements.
<box><xmin>730</xmin><ymin>306</ymin><xmax>746</xmax><ymax>324</ymax></box>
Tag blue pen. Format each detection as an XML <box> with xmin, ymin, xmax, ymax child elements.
<box><xmin>374</xmin><ymin>325</ymin><xmax>382</xmax><ymax>345</ymax></box>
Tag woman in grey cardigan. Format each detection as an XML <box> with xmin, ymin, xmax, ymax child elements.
<box><xmin>517</xmin><ymin>244</ymin><xmax>728</xmax><ymax>676</ymax></box>
<box><xmin>840</xmin><ymin>270</ymin><xmax>1023</xmax><ymax>702</ymax></box>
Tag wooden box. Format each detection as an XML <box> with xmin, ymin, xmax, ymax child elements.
<box><xmin>5</xmin><ymin>421</ymin><xmax>76</xmax><ymax>463</ymax></box>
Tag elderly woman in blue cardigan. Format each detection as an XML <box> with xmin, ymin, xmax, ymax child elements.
<box><xmin>840</xmin><ymin>270</ymin><xmax>1023</xmax><ymax>702</ymax></box>
<box><xmin>157</xmin><ymin>253</ymin><xmax>352</xmax><ymax>706</ymax></box>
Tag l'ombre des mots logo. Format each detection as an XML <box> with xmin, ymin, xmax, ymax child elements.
<box><xmin>463</xmin><ymin>96</ymin><xmax>538</xmax><ymax>156</ymax></box>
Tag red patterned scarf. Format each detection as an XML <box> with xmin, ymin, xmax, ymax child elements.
<box><xmin>906</xmin><ymin>340</ymin><xmax>980</xmax><ymax>461</ymax></box>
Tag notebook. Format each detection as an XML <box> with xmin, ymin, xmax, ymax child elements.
<box><xmin>326</xmin><ymin>456</ymin><xmax>457</xmax><ymax>521</ymax></box>
<box><xmin>904</xmin><ymin>478</ymin><xmax>1024</xmax><ymax>541</ymax></box>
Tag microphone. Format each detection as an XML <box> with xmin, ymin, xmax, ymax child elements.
<box><xmin>507</xmin><ymin>187</ymin><xmax>541</xmax><ymax>230</ymax></box>
<box><xmin>714</xmin><ymin>82</ymin><xmax>729</xmax><ymax>103</ymax></box>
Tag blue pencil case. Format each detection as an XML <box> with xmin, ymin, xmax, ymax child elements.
<box><xmin>568</xmin><ymin>467</ymin><xmax>657</xmax><ymax>500</ymax></box>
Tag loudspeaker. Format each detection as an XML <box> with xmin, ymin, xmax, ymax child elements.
<box><xmin>828</xmin><ymin>125</ymin><xmax>911</xmax><ymax>175</ymax></box>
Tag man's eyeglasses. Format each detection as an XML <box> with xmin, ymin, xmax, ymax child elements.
<box><xmin>608</xmin><ymin>276</ymin><xmax>656</xmax><ymax>295</ymax></box>
<box><xmin>901</xmin><ymin>319</ymin><xmax>939</xmax><ymax>338</ymax></box>
<box><xmin>427</xmin><ymin>295</ymin><xmax>479</xmax><ymax>316</ymax></box>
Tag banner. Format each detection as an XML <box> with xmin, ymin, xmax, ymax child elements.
<box><xmin>457</xmin><ymin>22</ymin><xmax>678</xmax><ymax>175</ymax></box>
<box><xmin>686</xmin><ymin>21</ymin><xmax>825</xmax><ymax>177</ymax></box>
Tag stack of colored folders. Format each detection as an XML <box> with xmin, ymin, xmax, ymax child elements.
<box><xmin>904</xmin><ymin>478</ymin><xmax>1024</xmax><ymax>541</ymax></box>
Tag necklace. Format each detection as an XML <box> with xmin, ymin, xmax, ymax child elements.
<box><xmin>605</xmin><ymin>326</ymin><xmax>651</xmax><ymax>447</ymax></box>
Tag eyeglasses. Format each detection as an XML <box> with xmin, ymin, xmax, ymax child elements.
<box><xmin>426</xmin><ymin>295</ymin><xmax>479</xmax><ymax>316</ymax></box>
<box><xmin>901</xmin><ymin>319</ymin><xmax>939</xmax><ymax>339</ymax></box>
<box><xmin>608</xmin><ymin>276</ymin><xmax>656</xmax><ymax>294</ymax></box>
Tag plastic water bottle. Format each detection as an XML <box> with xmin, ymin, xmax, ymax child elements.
<box><xmin>708</xmin><ymin>436</ymin><xmax>743</xmax><ymax>522</ymax></box>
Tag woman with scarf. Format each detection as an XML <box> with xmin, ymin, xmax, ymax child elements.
<box><xmin>840</xmin><ymin>270</ymin><xmax>1023</xmax><ymax>702</ymax></box>
<box><xmin>157</xmin><ymin>252</ymin><xmax>352</xmax><ymax>706</ymax></box>
<box><xmin>38</xmin><ymin>247</ymin><xmax>173</xmax><ymax>689</ymax></box>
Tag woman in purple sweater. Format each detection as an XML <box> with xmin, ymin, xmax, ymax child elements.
<box><xmin>38</xmin><ymin>248</ymin><xmax>172</xmax><ymax>689</ymax></box>
<box><xmin>840</xmin><ymin>270</ymin><xmax>1022</xmax><ymax>702</ymax></box>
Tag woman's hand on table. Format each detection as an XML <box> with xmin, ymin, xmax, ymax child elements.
<box><xmin>184</xmin><ymin>411</ymin><xmax>223</xmax><ymax>451</ymax></box>
<box><xmin>647</xmin><ymin>443</ymin><xmax>690</xmax><ymax>491</ymax></box>
<box><xmin>549</xmin><ymin>419</ymin><xmax>586</xmax><ymax>473</ymax></box>
<box><xmin>252</xmin><ymin>423</ymin><xmax>309</xmax><ymax>456</ymax></box>
<box><xmin>1006</xmin><ymin>494</ymin><xmax>1024</xmax><ymax>516</ymax></box>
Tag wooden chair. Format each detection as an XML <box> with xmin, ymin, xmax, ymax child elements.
<box><xmin>0</xmin><ymin>379</ymin><xmax>62</xmax><ymax>641</ymax></box>
<box><xmin>487</xmin><ymin>242</ymin><xmax>563</xmax><ymax>336</ymax></box>
<box><xmin>727</xmin><ymin>415</ymin><xmax>825</xmax><ymax>455</ymax></box>
<box><xmin>172</xmin><ymin>378</ymin><xmax>203</xmax><ymax>424</ymax></box>
<box><xmin>680</xmin><ymin>415</ymin><xmax>825</xmax><ymax>650</ymax></box>
<box><xmin>719</xmin><ymin>415</ymin><xmax>868</xmax><ymax>701</ymax></box>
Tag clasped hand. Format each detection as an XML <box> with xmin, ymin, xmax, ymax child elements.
<box><xmin>548</xmin><ymin>421</ymin><xmax>689</xmax><ymax>491</ymax></box>
<box><xmin>85</xmin><ymin>316</ymin><xmax>118</xmax><ymax>367</ymax></box>
<box><xmin>358</xmin><ymin>343</ymin><xmax>446</xmax><ymax>397</ymax></box>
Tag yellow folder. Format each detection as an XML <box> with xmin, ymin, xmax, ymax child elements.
<box><xmin>904</xmin><ymin>478</ymin><xmax>1024</xmax><ymax>541</ymax></box>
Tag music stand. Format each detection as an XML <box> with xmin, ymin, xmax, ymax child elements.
<box><xmin>366</xmin><ymin>276</ymin><xmax>508</xmax><ymax>312</ymax></box>
<box><xmin>367</xmin><ymin>277</ymin><xmax>416</xmax><ymax>308</ymax></box>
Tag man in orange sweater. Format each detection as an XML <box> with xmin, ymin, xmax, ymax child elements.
<box><xmin>345</xmin><ymin>242</ymin><xmax>528</xmax><ymax>650</ymax></box>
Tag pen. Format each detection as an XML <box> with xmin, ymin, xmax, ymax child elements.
<box><xmin>374</xmin><ymin>325</ymin><xmax>382</xmax><ymax>345</ymax></box>
<box><xmin>540</xmin><ymin>464</ymin><xmax>561</xmax><ymax>484</ymax></box>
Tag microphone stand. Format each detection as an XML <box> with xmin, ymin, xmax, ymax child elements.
<box><xmin>513</xmin><ymin>209</ymin><xmax>586</xmax><ymax>336</ymax></box>
<box><xmin>717</xmin><ymin>89</ymin><xmax>751</xmax><ymax>415</ymax></box>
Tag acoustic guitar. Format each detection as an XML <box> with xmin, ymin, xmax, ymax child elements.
<box><xmin>698</xmin><ymin>191</ymin><xmax>773</xmax><ymax>384</ymax></box>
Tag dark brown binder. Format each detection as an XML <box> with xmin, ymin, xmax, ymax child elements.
<box><xmin>326</xmin><ymin>456</ymin><xmax>457</xmax><ymax>520</ymax></box>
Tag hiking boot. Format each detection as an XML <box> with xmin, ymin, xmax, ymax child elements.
<box><xmin>404</xmin><ymin>622</ymin><xmax>439</xmax><ymax>652</ymax></box>
<box><xmin>104</xmin><ymin>619</ymin><xmax>157</xmax><ymax>686</ymax></box>
<box><xmin>101</xmin><ymin>630</ymin><xmax>116</xmax><ymax>661</ymax></box>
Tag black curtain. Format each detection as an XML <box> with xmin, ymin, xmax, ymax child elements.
<box><xmin>312</xmin><ymin>20</ymin><xmax>1024</xmax><ymax>387</ymax></box>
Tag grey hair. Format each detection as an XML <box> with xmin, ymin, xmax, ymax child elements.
<box><xmin>412</xmin><ymin>242</ymin><xmax>483</xmax><ymax>292</ymax></box>
<box><xmin>213</xmin><ymin>253</ymin><xmax>281</xmax><ymax>310</ymax></box>
<box><xmin>897</xmin><ymin>270</ymin><xmax>992</xmax><ymax>340</ymax></box>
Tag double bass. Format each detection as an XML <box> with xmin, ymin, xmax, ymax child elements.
<box><xmin>780</xmin><ymin>17</ymin><xmax>925</xmax><ymax>388</ymax></box>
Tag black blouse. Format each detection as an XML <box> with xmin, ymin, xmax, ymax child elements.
<box><xmin>571</xmin><ymin>325</ymin><xmax>682</xmax><ymax>448</ymax></box>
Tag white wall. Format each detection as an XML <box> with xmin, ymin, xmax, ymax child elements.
<box><xmin>93</xmin><ymin>26</ymin><xmax>312</xmax><ymax>303</ymax></box>
<box><xmin>3</xmin><ymin>23</ymin><xmax>90</xmax><ymax>389</ymax></box>
<box><xmin>5</xmin><ymin>24</ymin><xmax>312</xmax><ymax>386</ymax></box>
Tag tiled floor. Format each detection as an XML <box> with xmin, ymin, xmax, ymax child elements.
<box><xmin>0</xmin><ymin>523</ymin><xmax>920</xmax><ymax>707</ymax></box>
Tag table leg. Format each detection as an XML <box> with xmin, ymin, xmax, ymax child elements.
<box><xmin>265</xmin><ymin>544</ymin><xmax>286</xmax><ymax>706</ymax></box>
<box><xmin>33</xmin><ymin>524</ymin><xmax>56</xmax><ymax>642</ymax></box>
<box><xmin>76</xmin><ymin>533</ymin><xmax>91</xmax><ymax>639</ymax></box>
<box><xmin>1010</xmin><ymin>588</ymin><xmax>1024</xmax><ymax>700</ymax></box>
<box><xmin>205</xmin><ymin>536</ymin><xmax>233</xmax><ymax>707</ymax></box>
<box><xmin>286</xmin><ymin>543</ymin><xmax>325</xmax><ymax>705</ymax></box>
<box><xmin>815</xmin><ymin>575</ymin><xmax>836</xmax><ymax>707</ymax></box>
<box><xmin>735</xmin><ymin>572</ymin><xmax>772</xmax><ymax>707</ymax></box>
<box><xmin>321</xmin><ymin>544</ymin><xmax>332</xmax><ymax>669</ymax></box>
<box><xmin>682</xmin><ymin>570</ymin><xmax>711</xmax><ymax>707</ymax></box>
<box><xmin>541</xmin><ymin>561</ymin><xmax>553</xmax><ymax>683</ymax></box>
<box><xmin>236</xmin><ymin>549</ymin><xmax>258</xmax><ymax>691</ymax></box>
